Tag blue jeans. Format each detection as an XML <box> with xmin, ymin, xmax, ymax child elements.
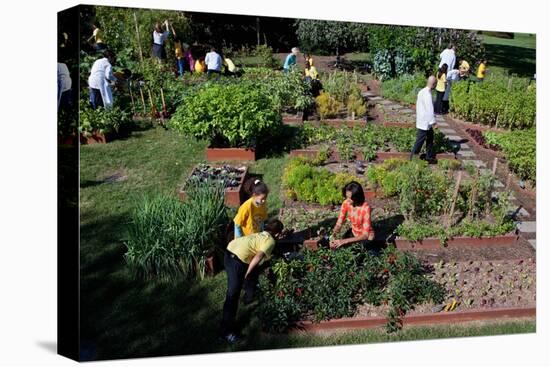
<box><xmin>176</xmin><ymin>58</ymin><xmax>185</xmax><ymax>76</ymax></box>
<box><xmin>89</xmin><ymin>88</ymin><xmax>103</xmax><ymax>110</ymax></box>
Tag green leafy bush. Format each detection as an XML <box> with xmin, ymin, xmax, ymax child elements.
<box><xmin>283</xmin><ymin>158</ymin><xmax>365</xmax><ymax>205</ymax></box>
<box><xmin>124</xmin><ymin>182</ymin><xmax>227</xmax><ymax>281</ymax></box>
<box><xmin>79</xmin><ymin>101</ymin><xmax>133</xmax><ymax>136</ymax></box>
<box><xmin>381</xmin><ymin>73</ymin><xmax>426</xmax><ymax>105</ymax></box>
<box><xmin>451</xmin><ymin>74</ymin><xmax>536</xmax><ymax>129</ymax></box>
<box><xmin>257</xmin><ymin>246</ymin><xmax>445</xmax><ymax>333</ymax></box>
<box><xmin>483</xmin><ymin>129</ymin><xmax>536</xmax><ymax>183</ymax></box>
<box><xmin>253</xmin><ymin>44</ymin><xmax>278</xmax><ymax>68</ymax></box>
<box><xmin>169</xmin><ymin>81</ymin><xmax>282</xmax><ymax>148</ymax></box>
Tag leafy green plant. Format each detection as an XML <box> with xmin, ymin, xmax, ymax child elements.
<box><xmin>482</xmin><ymin>129</ymin><xmax>535</xmax><ymax>183</ymax></box>
<box><xmin>316</xmin><ymin>92</ymin><xmax>343</xmax><ymax>119</ymax></box>
<box><xmin>254</xmin><ymin>44</ymin><xmax>278</xmax><ymax>68</ymax></box>
<box><xmin>257</xmin><ymin>246</ymin><xmax>445</xmax><ymax>333</ymax></box>
<box><xmin>169</xmin><ymin>81</ymin><xmax>282</xmax><ymax>148</ymax></box>
<box><xmin>79</xmin><ymin>101</ymin><xmax>133</xmax><ymax>136</ymax></box>
<box><xmin>124</xmin><ymin>181</ymin><xmax>227</xmax><ymax>281</ymax></box>
<box><xmin>381</xmin><ymin>73</ymin><xmax>426</xmax><ymax>105</ymax></box>
<box><xmin>283</xmin><ymin>158</ymin><xmax>365</xmax><ymax>205</ymax></box>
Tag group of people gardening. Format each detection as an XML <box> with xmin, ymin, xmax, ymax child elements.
<box><xmin>221</xmin><ymin>179</ymin><xmax>374</xmax><ymax>343</ymax></box>
<box><xmin>411</xmin><ymin>44</ymin><xmax>488</xmax><ymax>164</ymax></box>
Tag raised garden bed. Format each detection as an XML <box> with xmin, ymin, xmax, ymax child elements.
<box><xmin>206</xmin><ymin>147</ymin><xmax>256</xmax><ymax>162</ymax></box>
<box><xmin>178</xmin><ymin>164</ymin><xmax>248</xmax><ymax>208</ymax></box>
<box><xmin>290</xmin><ymin>148</ymin><xmax>456</xmax><ymax>162</ymax></box>
<box><xmin>80</xmin><ymin>132</ymin><xmax>110</xmax><ymax>145</ymax></box>
<box><xmin>294</xmin><ymin>257</ymin><xmax>535</xmax><ymax>332</ymax></box>
<box><xmin>394</xmin><ymin>232</ymin><xmax>518</xmax><ymax>250</ymax></box>
<box><xmin>294</xmin><ymin>307</ymin><xmax>535</xmax><ymax>332</ymax></box>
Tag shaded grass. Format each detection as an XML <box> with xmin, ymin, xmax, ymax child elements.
<box><xmin>481</xmin><ymin>33</ymin><xmax>536</xmax><ymax>77</ymax></box>
<box><xmin>79</xmin><ymin>125</ymin><xmax>534</xmax><ymax>361</ymax></box>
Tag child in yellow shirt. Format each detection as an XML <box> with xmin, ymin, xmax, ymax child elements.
<box><xmin>476</xmin><ymin>59</ymin><xmax>488</xmax><ymax>81</ymax></box>
<box><xmin>233</xmin><ymin>180</ymin><xmax>269</xmax><ymax>238</ymax></box>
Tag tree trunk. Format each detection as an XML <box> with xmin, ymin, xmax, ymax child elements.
<box><xmin>256</xmin><ymin>17</ymin><xmax>260</xmax><ymax>46</ymax></box>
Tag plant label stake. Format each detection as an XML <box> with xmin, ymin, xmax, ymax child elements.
<box><xmin>447</xmin><ymin>170</ymin><xmax>463</xmax><ymax>228</ymax></box>
<box><xmin>128</xmin><ymin>81</ymin><xmax>136</xmax><ymax>114</ymax></box>
<box><xmin>492</xmin><ymin>157</ymin><xmax>498</xmax><ymax>175</ymax></box>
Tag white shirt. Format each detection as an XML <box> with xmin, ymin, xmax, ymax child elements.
<box><xmin>88</xmin><ymin>58</ymin><xmax>117</xmax><ymax>107</ymax></box>
<box><xmin>153</xmin><ymin>30</ymin><xmax>169</xmax><ymax>45</ymax></box>
<box><xmin>439</xmin><ymin>48</ymin><xmax>456</xmax><ymax>70</ymax></box>
<box><xmin>57</xmin><ymin>63</ymin><xmax>71</xmax><ymax>93</ymax></box>
<box><xmin>88</xmin><ymin>58</ymin><xmax>115</xmax><ymax>89</ymax></box>
<box><xmin>205</xmin><ymin>51</ymin><xmax>222</xmax><ymax>71</ymax></box>
<box><xmin>416</xmin><ymin>87</ymin><xmax>436</xmax><ymax>131</ymax></box>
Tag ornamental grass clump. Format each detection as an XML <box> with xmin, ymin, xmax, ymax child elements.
<box><xmin>124</xmin><ymin>181</ymin><xmax>227</xmax><ymax>281</ymax></box>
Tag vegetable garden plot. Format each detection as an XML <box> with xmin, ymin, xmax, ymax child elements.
<box><xmin>179</xmin><ymin>164</ymin><xmax>248</xmax><ymax>208</ymax></box>
<box><xmin>290</xmin><ymin>124</ymin><xmax>455</xmax><ymax>163</ymax></box>
<box><xmin>281</xmin><ymin>157</ymin><xmax>518</xmax><ymax>248</ymax></box>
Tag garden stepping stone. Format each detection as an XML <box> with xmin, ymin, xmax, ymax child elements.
<box><xmin>439</xmin><ymin>128</ymin><xmax>457</xmax><ymax>134</ymax></box>
<box><xmin>388</xmin><ymin>104</ymin><xmax>403</xmax><ymax>110</ymax></box>
<box><xmin>436</xmin><ymin>116</ymin><xmax>445</xmax><ymax>122</ymax></box>
<box><xmin>446</xmin><ymin>135</ymin><xmax>463</xmax><ymax>141</ymax></box>
<box><xmin>517</xmin><ymin>221</ymin><xmax>536</xmax><ymax>233</ymax></box>
<box><xmin>368</xmin><ymin>96</ymin><xmax>383</xmax><ymax>101</ymax></box>
<box><xmin>378</xmin><ymin>100</ymin><xmax>392</xmax><ymax>105</ymax></box>
<box><xmin>362</xmin><ymin>91</ymin><xmax>377</xmax><ymax>97</ymax></box>
<box><xmin>463</xmin><ymin>160</ymin><xmax>486</xmax><ymax>168</ymax></box>
<box><xmin>437</xmin><ymin>122</ymin><xmax>450</xmax><ymax>127</ymax></box>
<box><xmin>528</xmin><ymin>240</ymin><xmax>536</xmax><ymax>249</ymax></box>
<box><xmin>519</xmin><ymin>207</ymin><xmax>530</xmax><ymax>217</ymax></box>
<box><xmin>458</xmin><ymin>150</ymin><xmax>476</xmax><ymax>157</ymax></box>
<box><xmin>399</xmin><ymin>108</ymin><xmax>415</xmax><ymax>114</ymax></box>
<box><xmin>461</xmin><ymin>143</ymin><xmax>471</xmax><ymax>150</ymax></box>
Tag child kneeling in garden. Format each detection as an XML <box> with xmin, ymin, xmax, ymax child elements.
<box><xmin>220</xmin><ymin>219</ymin><xmax>284</xmax><ymax>343</ymax></box>
<box><xmin>330</xmin><ymin>181</ymin><xmax>375</xmax><ymax>249</ymax></box>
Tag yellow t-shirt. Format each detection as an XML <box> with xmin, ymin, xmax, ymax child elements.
<box><xmin>174</xmin><ymin>41</ymin><xmax>184</xmax><ymax>59</ymax></box>
<box><xmin>307</xmin><ymin>57</ymin><xmax>314</xmax><ymax>66</ymax></box>
<box><xmin>436</xmin><ymin>73</ymin><xmax>446</xmax><ymax>92</ymax></box>
<box><xmin>477</xmin><ymin>63</ymin><xmax>487</xmax><ymax>79</ymax></box>
<box><xmin>93</xmin><ymin>28</ymin><xmax>103</xmax><ymax>44</ymax></box>
<box><xmin>195</xmin><ymin>60</ymin><xmax>205</xmax><ymax>73</ymax></box>
<box><xmin>233</xmin><ymin>197</ymin><xmax>268</xmax><ymax>237</ymax></box>
<box><xmin>305</xmin><ymin>66</ymin><xmax>319</xmax><ymax>80</ymax></box>
<box><xmin>224</xmin><ymin>58</ymin><xmax>236</xmax><ymax>72</ymax></box>
<box><xmin>227</xmin><ymin>231</ymin><xmax>275</xmax><ymax>264</ymax></box>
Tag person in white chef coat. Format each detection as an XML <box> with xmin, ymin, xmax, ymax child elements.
<box><xmin>439</xmin><ymin>44</ymin><xmax>456</xmax><ymax>71</ymax></box>
<box><xmin>88</xmin><ymin>50</ymin><xmax>118</xmax><ymax>109</ymax></box>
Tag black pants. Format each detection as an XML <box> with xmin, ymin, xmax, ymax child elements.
<box><xmin>442</xmin><ymin>100</ymin><xmax>450</xmax><ymax>114</ymax></box>
<box><xmin>221</xmin><ymin>250</ymin><xmax>259</xmax><ymax>335</ymax></box>
<box><xmin>434</xmin><ymin>90</ymin><xmax>445</xmax><ymax>114</ymax></box>
<box><xmin>89</xmin><ymin>88</ymin><xmax>103</xmax><ymax>110</ymax></box>
<box><xmin>410</xmin><ymin>128</ymin><xmax>434</xmax><ymax>160</ymax></box>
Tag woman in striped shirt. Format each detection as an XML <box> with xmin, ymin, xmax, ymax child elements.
<box><xmin>330</xmin><ymin>181</ymin><xmax>375</xmax><ymax>249</ymax></box>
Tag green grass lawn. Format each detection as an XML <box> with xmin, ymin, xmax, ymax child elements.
<box><xmin>481</xmin><ymin>32</ymin><xmax>536</xmax><ymax>77</ymax></box>
<box><xmin>79</xmin><ymin>125</ymin><xmax>535</xmax><ymax>361</ymax></box>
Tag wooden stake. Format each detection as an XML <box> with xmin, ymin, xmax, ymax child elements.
<box><xmin>447</xmin><ymin>171</ymin><xmax>463</xmax><ymax>228</ymax></box>
<box><xmin>492</xmin><ymin>157</ymin><xmax>498</xmax><ymax>175</ymax></box>
<box><xmin>138</xmin><ymin>85</ymin><xmax>146</xmax><ymax>114</ymax></box>
<box><xmin>133</xmin><ymin>12</ymin><xmax>144</xmax><ymax>67</ymax></box>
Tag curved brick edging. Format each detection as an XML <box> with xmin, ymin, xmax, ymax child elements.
<box><xmin>293</xmin><ymin>307</ymin><xmax>536</xmax><ymax>332</ymax></box>
<box><xmin>206</xmin><ymin>147</ymin><xmax>256</xmax><ymax>162</ymax></box>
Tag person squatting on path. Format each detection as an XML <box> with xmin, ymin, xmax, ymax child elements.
<box><xmin>220</xmin><ymin>219</ymin><xmax>284</xmax><ymax>343</ymax></box>
<box><xmin>233</xmin><ymin>180</ymin><xmax>269</xmax><ymax>239</ymax></box>
<box><xmin>410</xmin><ymin>75</ymin><xmax>438</xmax><ymax>164</ymax></box>
<box><xmin>330</xmin><ymin>181</ymin><xmax>375</xmax><ymax>250</ymax></box>
<box><xmin>88</xmin><ymin>50</ymin><xmax>117</xmax><ymax>109</ymax></box>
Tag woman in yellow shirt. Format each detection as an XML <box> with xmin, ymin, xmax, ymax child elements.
<box><xmin>434</xmin><ymin>64</ymin><xmax>447</xmax><ymax>115</ymax></box>
<box><xmin>221</xmin><ymin>219</ymin><xmax>284</xmax><ymax>343</ymax></box>
<box><xmin>194</xmin><ymin>58</ymin><xmax>206</xmax><ymax>73</ymax></box>
<box><xmin>87</xmin><ymin>23</ymin><xmax>106</xmax><ymax>52</ymax></box>
<box><xmin>233</xmin><ymin>180</ymin><xmax>269</xmax><ymax>238</ymax></box>
<box><xmin>304</xmin><ymin>61</ymin><xmax>319</xmax><ymax>80</ymax></box>
<box><xmin>476</xmin><ymin>59</ymin><xmax>488</xmax><ymax>81</ymax></box>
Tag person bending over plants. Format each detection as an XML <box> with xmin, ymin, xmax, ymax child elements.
<box><xmin>330</xmin><ymin>181</ymin><xmax>375</xmax><ymax>249</ymax></box>
<box><xmin>221</xmin><ymin>219</ymin><xmax>284</xmax><ymax>343</ymax></box>
<box><xmin>233</xmin><ymin>180</ymin><xmax>269</xmax><ymax>239</ymax></box>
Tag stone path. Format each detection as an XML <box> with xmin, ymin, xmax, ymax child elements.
<box><xmin>365</xmin><ymin>93</ymin><xmax>536</xmax><ymax>248</ymax></box>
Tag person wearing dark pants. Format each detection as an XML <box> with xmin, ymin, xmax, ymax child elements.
<box><xmin>434</xmin><ymin>64</ymin><xmax>447</xmax><ymax>115</ymax></box>
<box><xmin>220</xmin><ymin>219</ymin><xmax>284</xmax><ymax>343</ymax></box>
<box><xmin>410</xmin><ymin>75</ymin><xmax>438</xmax><ymax>163</ymax></box>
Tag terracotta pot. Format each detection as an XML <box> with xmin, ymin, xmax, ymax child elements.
<box><xmin>206</xmin><ymin>147</ymin><xmax>256</xmax><ymax>162</ymax></box>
